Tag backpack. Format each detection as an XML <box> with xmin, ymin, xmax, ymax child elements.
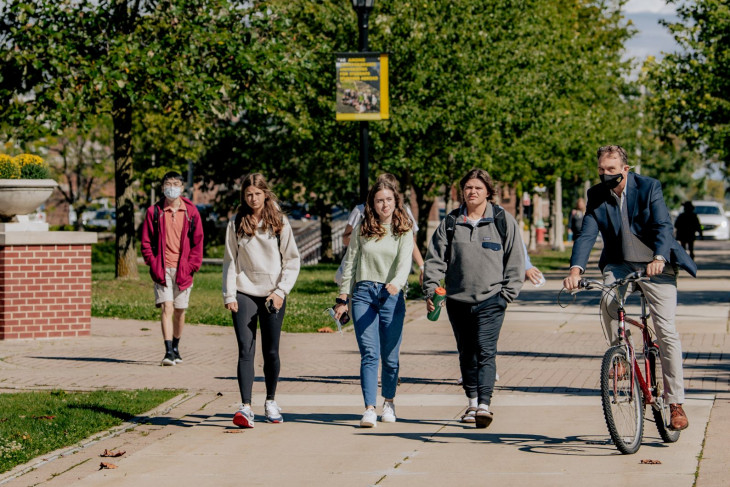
<box><xmin>151</xmin><ymin>201</ymin><xmax>197</xmax><ymax>256</ymax></box>
<box><xmin>444</xmin><ymin>203</ymin><xmax>508</xmax><ymax>266</ymax></box>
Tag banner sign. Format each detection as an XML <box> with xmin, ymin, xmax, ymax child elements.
<box><xmin>335</xmin><ymin>52</ymin><xmax>389</xmax><ymax>121</ymax></box>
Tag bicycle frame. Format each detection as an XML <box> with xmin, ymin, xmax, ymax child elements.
<box><xmin>615</xmin><ymin>286</ymin><xmax>659</xmax><ymax>406</ymax></box>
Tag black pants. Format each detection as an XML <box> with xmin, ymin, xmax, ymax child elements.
<box><xmin>231</xmin><ymin>292</ymin><xmax>285</xmax><ymax>404</ymax></box>
<box><xmin>446</xmin><ymin>293</ymin><xmax>507</xmax><ymax>405</ymax></box>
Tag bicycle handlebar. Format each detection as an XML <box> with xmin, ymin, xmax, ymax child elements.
<box><xmin>575</xmin><ymin>269</ymin><xmax>647</xmax><ymax>293</ymax></box>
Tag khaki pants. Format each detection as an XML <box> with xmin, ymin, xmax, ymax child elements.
<box><xmin>601</xmin><ymin>262</ymin><xmax>685</xmax><ymax>404</ymax></box>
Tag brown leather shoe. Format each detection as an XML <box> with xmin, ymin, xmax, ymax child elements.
<box><xmin>669</xmin><ymin>403</ymin><xmax>689</xmax><ymax>431</ymax></box>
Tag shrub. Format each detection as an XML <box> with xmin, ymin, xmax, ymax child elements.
<box><xmin>0</xmin><ymin>154</ymin><xmax>20</xmax><ymax>179</ymax></box>
<box><xmin>13</xmin><ymin>154</ymin><xmax>50</xmax><ymax>179</ymax></box>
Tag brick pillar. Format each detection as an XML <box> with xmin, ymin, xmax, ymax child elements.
<box><xmin>0</xmin><ymin>231</ymin><xmax>97</xmax><ymax>340</ymax></box>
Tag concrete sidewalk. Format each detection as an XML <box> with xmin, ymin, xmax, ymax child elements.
<box><xmin>0</xmin><ymin>243</ymin><xmax>728</xmax><ymax>486</ymax></box>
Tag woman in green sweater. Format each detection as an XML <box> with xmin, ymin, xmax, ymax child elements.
<box><xmin>333</xmin><ymin>179</ymin><xmax>414</xmax><ymax>427</ymax></box>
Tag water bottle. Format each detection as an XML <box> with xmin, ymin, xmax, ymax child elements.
<box><xmin>427</xmin><ymin>287</ymin><xmax>447</xmax><ymax>321</ymax></box>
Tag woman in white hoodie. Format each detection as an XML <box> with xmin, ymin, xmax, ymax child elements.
<box><xmin>223</xmin><ymin>173</ymin><xmax>300</xmax><ymax>428</ymax></box>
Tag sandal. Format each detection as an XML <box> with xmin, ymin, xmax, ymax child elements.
<box><xmin>461</xmin><ymin>407</ymin><xmax>477</xmax><ymax>423</ymax></box>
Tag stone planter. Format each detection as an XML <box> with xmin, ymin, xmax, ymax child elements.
<box><xmin>0</xmin><ymin>179</ymin><xmax>58</xmax><ymax>222</ymax></box>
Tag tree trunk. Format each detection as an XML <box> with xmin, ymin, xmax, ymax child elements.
<box><xmin>113</xmin><ymin>95</ymin><xmax>138</xmax><ymax>279</ymax></box>
<box><xmin>413</xmin><ymin>185</ymin><xmax>435</xmax><ymax>256</ymax></box>
<box><xmin>317</xmin><ymin>200</ymin><xmax>334</xmax><ymax>263</ymax></box>
<box><xmin>552</xmin><ymin>177</ymin><xmax>565</xmax><ymax>251</ymax></box>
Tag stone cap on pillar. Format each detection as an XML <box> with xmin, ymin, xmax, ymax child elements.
<box><xmin>0</xmin><ymin>229</ymin><xmax>98</xmax><ymax>246</ymax></box>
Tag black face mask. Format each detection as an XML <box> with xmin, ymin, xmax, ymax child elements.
<box><xmin>600</xmin><ymin>173</ymin><xmax>623</xmax><ymax>190</ymax></box>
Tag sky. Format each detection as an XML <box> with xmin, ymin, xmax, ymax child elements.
<box><xmin>623</xmin><ymin>0</ymin><xmax>680</xmax><ymax>60</ymax></box>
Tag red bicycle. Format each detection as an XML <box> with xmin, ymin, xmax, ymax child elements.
<box><xmin>566</xmin><ymin>270</ymin><xmax>680</xmax><ymax>454</ymax></box>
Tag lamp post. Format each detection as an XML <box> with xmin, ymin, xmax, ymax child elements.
<box><xmin>351</xmin><ymin>0</ymin><xmax>375</xmax><ymax>201</ymax></box>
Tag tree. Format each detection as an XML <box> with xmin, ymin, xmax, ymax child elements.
<box><xmin>0</xmin><ymin>0</ymin><xmax>286</xmax><ymax>278</ymax></box>
<box><xmin>646</xmin><ymin>0</ymin><xmax>730</xmax><ymax>187</ymax></box>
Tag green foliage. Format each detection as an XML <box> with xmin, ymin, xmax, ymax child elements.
<box><xmin>0</xmin><ymin>389</ymin><xmax>181</xmax><ymax>474</ymax></box>
<box><xmin>0</xmin><ymin>0</ymin><xmax>292</xmax><ymax>278</ymax></box>
<box><xmin>645</xmin><ymin>0</ymin><xmax>730</xmax><ymax>185</ymax></box>
<box><xmin>235</xmin><ymin>0</ymin><xmax>642</xmax><ymax>252</ymax></box>
<box><xmin>0</xmin><ymin>154</ymin><xmax>20</xmax><ymax>179</ymax></box>
<box><xmin>0</xmin><ymin>154</ymin><xmax>50</xmax><ymax>179</ymax></box>
<box><xmin>15</xmin><ymin>154</ymin><xmax>50</xmax><ymax>179</ymax></box>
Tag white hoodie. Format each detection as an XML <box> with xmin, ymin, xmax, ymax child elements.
<box><xmin>222</xmin><ymin>216</ymin><xmax>301</xmax><ymax>304</ymax></box>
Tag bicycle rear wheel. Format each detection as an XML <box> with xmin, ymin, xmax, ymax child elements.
<box><xmin>601</xmin><ymin>345</ymin><xmax>644</xmax><ymax>454</ymax></box>
<box><xmin>648</xmin><ymin>347</ymin><xmax>681</xmax><ymax>443</ymax></box>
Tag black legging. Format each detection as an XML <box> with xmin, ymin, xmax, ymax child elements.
<box><xmin>231</xmin><ymin>292</ymin><xmax>285</xmax><ymax>404</ymax></box>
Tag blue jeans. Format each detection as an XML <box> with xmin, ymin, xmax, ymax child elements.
<box><xmin>351</xmin><ymin>281</ymin><xmax>406</xmax><ymax>408</ymax></box>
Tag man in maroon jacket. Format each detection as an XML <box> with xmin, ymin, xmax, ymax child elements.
<box><xmin>141</xmin><ymin>172</ymin><xmax>204</xmax><ymax>366</ymax></box>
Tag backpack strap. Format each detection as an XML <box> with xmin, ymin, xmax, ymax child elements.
<box><xmin>444</xmin><ymin>207</ymin><xmax>462</xmax><ymax>264</ymax></box>
<box><xmin>151</xmin><ymin>203</ymin><xmax>161</xmax><ymax>256</ymax></box>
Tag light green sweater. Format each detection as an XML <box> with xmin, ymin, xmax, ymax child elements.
<box><xmin>339</xmin><ymin>223</ymin><xmax>414</xmax><ymax>295</ymax></box>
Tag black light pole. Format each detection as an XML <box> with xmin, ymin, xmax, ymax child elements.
<box><xmin>351</xmin><ymin>0</ymin><xmax>375</xmax><ymax>202</ymax></box>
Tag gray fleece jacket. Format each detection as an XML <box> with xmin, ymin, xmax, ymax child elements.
<box><xmin>423</xmin><ymin>203</ymin><xmax>525</xmax><ymax>304</ymax></box>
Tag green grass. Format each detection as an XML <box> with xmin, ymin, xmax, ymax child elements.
<box><xmin>0</xmin><ymin>389</ymin><xmax>181</xmax><ymax>474</ymax></box>
<box><xmin>91</xmin><ymin>241</ymin><xmax>571</xmax><ymax>332</ymax></box>
<box><xmin>527</xmin><ymin>247</ymin><xmax>572</xmax><ymax>272</ymax></box>
<box><xmin>93</xmin><ymin>261</ymin><xmax>424</xmax><ymax>332</ymax></box>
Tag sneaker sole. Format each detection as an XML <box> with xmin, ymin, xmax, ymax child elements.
<box><xmin>266</xmin><ymin>417</ymin><xmax>284</xmax><ymax>424</ymax></box>
<box><xmin>233</xmin><ymin>414</ymin><xmax>254</xmax><ymax>429</ymax></box>
<box><xmin>174</xmin><ymin>359</ymin><xmax>183</xmax><ymax>364</ymax></box>
<box><xmin>380</xmin><ymin>416</ymin><xmax>396</xmax><ymax>423</ymax></box>
<box><xmin>360</xmin><ymin>421</ymin><xmax>376</xmax><ymax>428</ymax></box>
<box><xmin>160</xmin><ymin>359</ymin><xmax>175</xmax><ymax>366</ymax></box>
<box><xmin>475</xmin><ymin>413</ymin><xmax>493</xmax><ymax>429</ymax></box>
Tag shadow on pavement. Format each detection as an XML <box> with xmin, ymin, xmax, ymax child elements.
<box><xmin>30</xmin><ymin>356</ymin><xmax>152</xmax><ymax>365</ymax></box>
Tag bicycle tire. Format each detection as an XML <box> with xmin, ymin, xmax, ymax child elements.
<box><xmin>601</xmin><ymin>346</ymin><xmax>644</xmax><ymax>454</ymax></box>
<box><xmin>648</xmin><ymin>348</ymin><xmax>681</xmax><ymax>443</ymax></box>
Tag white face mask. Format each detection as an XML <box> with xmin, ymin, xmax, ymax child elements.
<box><xmin>163</xmin><ymin>186</ymin><xmax>183</xmax><ymax>200</ymax></box>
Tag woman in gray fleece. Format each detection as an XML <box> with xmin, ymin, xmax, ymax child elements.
<box><xmin>423</xmin><ymin>169</ymin><xmax>524</xmax><ymax>428</ymax></box>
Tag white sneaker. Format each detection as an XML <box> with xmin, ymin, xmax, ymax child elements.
<box><xmin>265</xmin><ymin>400</ymin><xmax>283</xmax><ymax>423</ymax></box>
<box><xmin>233</xmin><ymin>405</ymin><xmax>254</xmax><ymax>428</ymax></box>
<box><xmin>381</xmin><ymin>402</ymin><xmax>396</xmax><ymax>423</ymax></box>
<box><xmin>360</xmin><ymin>408</ymin><xmax>377</xmax><ymax>428</ymax></box>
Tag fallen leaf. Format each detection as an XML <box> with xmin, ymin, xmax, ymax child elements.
<box><xmin>99</xmin><ymin>462</ymin><xmax>118</xmax><ymax>469</ymax></box>
<box><xmin>224</xmin><ymin>430</ymin><xmax>244</xmax><ymax>434</ymax></box>
<box><xmin>32</xmin><ymin>415</ymin><xmax>55</xmax><ymax>420</ymax></box>
<box><xmin>100</xmin><ymin>449</ymin><xmax>126</xmax><ymax>457</ymax></box>
<box><xmin>317</xmin><ymin>327</ymin><xmax>334</xmax><ymax>333</ymax></box>
<box><xmin>640</xmin><ymin>459</ymin><xmax>662</xmax><ymax>465</ymax></box>
<box><xmin>216</xmin><ymin>392</ymin><xmax>223</xmax><ymax>396</ymax></box>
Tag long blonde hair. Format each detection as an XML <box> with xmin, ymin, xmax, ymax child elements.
<box><xmin>360</xmin><ymin>179</ymin><xmax>413</xmax><ymax>240</ymax></box>
<box><xmin>235</xmin><ymin>173</ymin><xmax>284</xmax><ymax>238</ymax></box>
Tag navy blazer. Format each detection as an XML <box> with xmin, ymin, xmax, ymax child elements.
<box><xmin>570</xmin><ymin>172</ymin><xmax>697</xmax><ymax>277</ymax></box>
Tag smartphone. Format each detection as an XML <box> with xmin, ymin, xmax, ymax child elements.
<box><xmin>339</xmin><ymin>311</ymin><xmax>350</xmax><ymax>325</ymax></box>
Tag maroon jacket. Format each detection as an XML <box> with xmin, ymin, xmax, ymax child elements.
<box><xmin>141</xmin><ymin>197</ymin><xmax>204</xmax><ymax>290</ymax></box>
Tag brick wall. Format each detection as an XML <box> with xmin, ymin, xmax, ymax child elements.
<box><xmin>0</xmin><ymin>244</ymin><xmax>92</xmax><ymax>340</ymax></box>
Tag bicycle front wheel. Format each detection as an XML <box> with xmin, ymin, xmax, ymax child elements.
<box><xmin>601</xmin><ymin>346</ymin><xmax>644</xmax><ymax>454</ymax></box>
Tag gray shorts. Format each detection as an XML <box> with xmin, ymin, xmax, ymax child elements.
<box><xmin>154</xmin><ymin>268</ymin><xmax>192</xmax><ymax>309</ymax></box>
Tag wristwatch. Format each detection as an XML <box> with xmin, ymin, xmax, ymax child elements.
<box><xmin>335</xmin><ymin>297</ymin><xmax>349</xmax><ymax>305</ymax></box>
<box><xmin>653</xmin><ymin>255</ymin><xmax>666</xmax><ymax>262</ymax></box>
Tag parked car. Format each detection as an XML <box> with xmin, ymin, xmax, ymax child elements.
<box><xmin>692</xmin><ymin>201</ymin><xmax>730</xmax><ymax>240</ymax></box>
<box><xmin>85</xmin><ymin>209</ymin><xmax>116</xmax><ymax>230</ymax></box>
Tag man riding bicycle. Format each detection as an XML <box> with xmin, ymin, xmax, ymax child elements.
<box><xmin>562</xmin><ymin>145</ymin><xmax>697</xmax><ymax>432</ymax></box>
